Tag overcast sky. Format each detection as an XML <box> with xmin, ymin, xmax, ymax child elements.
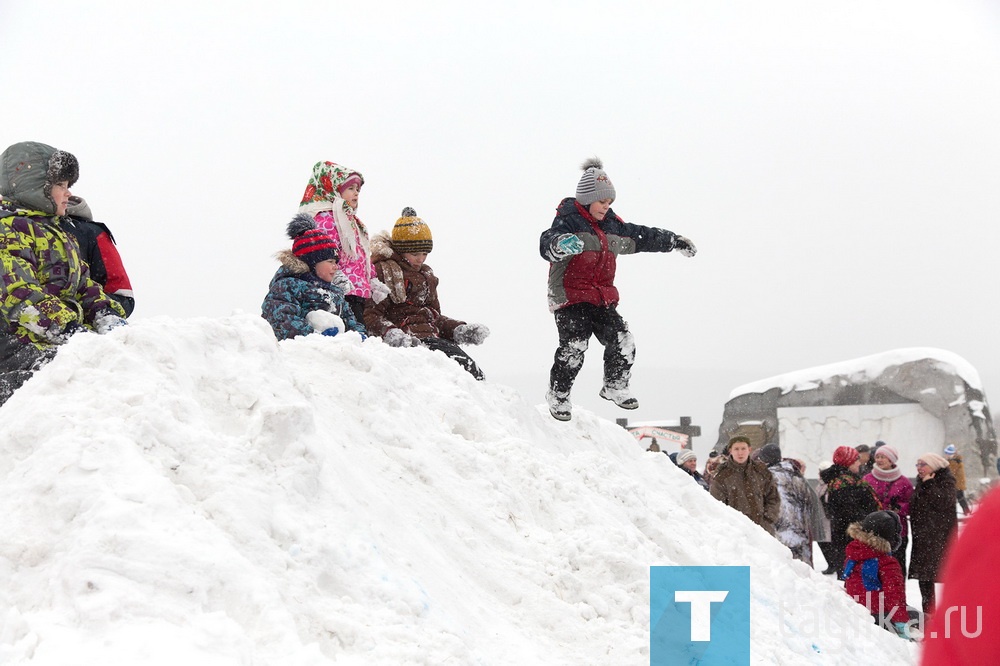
<box><xmin>4</xmin><ymin>0</ymin><xmax>999</xmax><ymax>453</ymax></box>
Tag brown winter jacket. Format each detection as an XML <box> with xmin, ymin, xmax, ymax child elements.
<box><xmin>363</xmin><ymin>232</ymin><xmax>465</xmax><ymax>340</ymax></box>
<box><xmin>948</xmin><ymin>455</ymin><xmax>966</xmax><ymax>491</ymax></box>
<box><xmin>709</xmin><ymin>458</ymin><xmax>781</xmax><ymax>535</ymax></box>
<box><xmin>909</xmin><ymin>468</ymin><xmax>958</xmax><ymax>581</ymax></box>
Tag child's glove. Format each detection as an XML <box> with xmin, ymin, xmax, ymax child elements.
<box><xmin>892</xmin><ymin>622</ymin><xmax>912</xmax><ymax>640</ymax></box>
<box><xmin>552</xmin><ymin>233</ymin><xmax>584</xmax><ymax>258</ymax></box>
<box><xmin>330</xmin><ymin>270</ymin><xmax>353</xmax><ymax>295</ymax></box>
<box><xmin>44</xmin><ymin>320</ymin><xmax>85</xmax><ymax>344</ymax></box>
<box><xmin>321</xmin><ymin>327</ymin><xmax>339</xmax><ymax>337</ymax></box>
<box><xmin>369</xmin><ymin>277</ymin><xmax>390</xmax><ymax>304</ymax></box>
<box><xmin>453</xmin><ymin>323</ymin><xmax>490</xmax><ymax>346</ymax></box>
<box><xmin>94</xmin><ymin>311</ymin><xmax>128</xmax><ymax>335</ymax></box>
<box><xmin>673</xmin><ymin>235</ymin><xmax>697</xmax><ymax>257</ymax></box>
<box><xmin>383</xmin><ymin>328</ymin><xmax>420</xmax><ymax>348</ymax></box>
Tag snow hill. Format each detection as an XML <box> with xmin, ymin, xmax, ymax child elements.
<box><xmin>0</xmin><ymin>314</ymin><xmax>918</xmax><ymax>665</ymax></box>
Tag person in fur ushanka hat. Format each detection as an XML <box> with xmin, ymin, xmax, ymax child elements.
<box><xmin>298</xmin><ymin>160</ymin><xmax>390</xmax><ymax>324</ymax></box>
<box><xmin>364</xmin><ymin>207</ymin><xmax>488</xmax><ymax>380</ymax></box>
<box><xmin>261</xmin><ymin>214</ymin><xmax>366</xmax><ymax>341</ymax></box>
<box><xmin>0</xmin><ymin>141</ymin><xmax>127</xmax><ymax>406</ymax></box>
<box><xmin>843</xmin><ymin>510</ymin><xmax>911</xmax><ymax>638</ymax></box>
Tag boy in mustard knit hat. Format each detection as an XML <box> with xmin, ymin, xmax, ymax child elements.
<box><xmin>365</xmin><ymin>208</ymin><xmax>489</xmax><ymax>379</ymax></box>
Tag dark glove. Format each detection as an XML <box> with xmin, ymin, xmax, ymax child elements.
<box><xmin>321</xmin><ymin>327</ymin><xmax>339</xmax><ymax>337</ymax></box>
<box><xmin>673</xmin><ymin>235</ymin><xmax>697</xmax><ymax>257</ymax></box>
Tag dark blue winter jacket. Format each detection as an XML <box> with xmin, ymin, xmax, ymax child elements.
<box><xmin>261</xmin><ymin>254</ymin><xmax>365</xmax><ymax>341</ymax></box>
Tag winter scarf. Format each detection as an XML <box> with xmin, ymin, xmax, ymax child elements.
<box><xmin>871</xmin><ymin>465</ymin><xmax>902</xmax><ymax>483</ymax></box>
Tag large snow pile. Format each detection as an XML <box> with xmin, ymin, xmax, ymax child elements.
<box><xmin>0</xmin><ymin>315</ymin><xmax>918</xmax><ymax>664</ymax></box>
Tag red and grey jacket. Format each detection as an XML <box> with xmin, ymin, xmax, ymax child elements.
<box><xmin>62</xmin><ymin>215</ymin><xmax>134</xmax><ymax>317</ymax></box>
<box><xmin>539</xmin><ymin>198</ymin><xmax>679</xmax><ymax>312</ymax></box>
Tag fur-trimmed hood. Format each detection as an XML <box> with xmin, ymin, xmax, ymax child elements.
<box><xmin>847</xmin><ymin>522</ymin><xmax>893</xmax><ymax>553</ymax></box>
<box><xmin>369</xmin><ymin>230</ymin><xmax>395</xmax><ymax>262</ymax></box>
<box><xmin>273</xmin><ymin>248</ymin><xmax>310</xmax><ymax>276</ymax></box>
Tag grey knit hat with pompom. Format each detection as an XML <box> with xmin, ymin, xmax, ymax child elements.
<box><xmin>575</xmin><ymin>157</ymin><xmax>616</xmax><ymax>205</ymax></box>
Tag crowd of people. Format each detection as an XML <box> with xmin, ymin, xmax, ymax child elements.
<box><xmin>656</xmin><ymin>436</ymin><xmax>965</xmax><ymax>640</ymax></box>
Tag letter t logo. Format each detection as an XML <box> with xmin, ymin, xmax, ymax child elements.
<box><xmin>674</xmin><ymin>590</ymin><xmax>729</xmax><ymax>641</ymax></box>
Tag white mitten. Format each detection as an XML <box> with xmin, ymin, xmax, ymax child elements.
<box><xmin>369</xmin><ymin>277</ymin><xmax>390</xmax><ymax>304</ymax></box>
<box><xmin>330</xmin><ymin>270</ymin><xmax>353</xmax><ymax>295</ymax></box>
<box><xmin>94</xmin><ymin>311</ymin><xmax>128</xmax><ymax>334</ymax></box>
<box><xmin>453</xmin><ymin>323</ymin><xmax>490</xmax><ymax>345</ymax></box>
<box><xmin>383</xmin><ymin>328</ymin><xmax>420</xmax><ymax>348</ymax></box>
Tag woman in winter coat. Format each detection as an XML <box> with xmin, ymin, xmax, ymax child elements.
<box><xmin>364</xmin><ymin>208</ymin><xmax>489</xmax><ymax>380</ymax></box>
<box><xmin>820</xmin><ymin>446</ymin><xmax>881</xmax><ymax>577</ymax></box>
<box><xmin>921</xmin><ymin>486</ymin><xmax>1000</xmax><ymax>664</ymax></box>
<box><xmin>909</xmin><ymin>452</ymin><xmax>958</xmax><ymax>615</ymax></box>
<box><xmin>759</xmin><ymin>444</ymin><xmax>815</xmax><ymax>565</ymax></box>
<box><xmin>0</xmin><ymin>141</ymin><xmax>127</xmax><ymax>406</ymax></box>
<box><xmin>297</xmin><ymin>160</ymin><xmax>389</xmax><ymax>323</ymax></box>
<box><xmin>674</xmin><ymin>449</ymin><xmax>710</xmax><ymax>491</ymax></box>
<box><xmin>863</xmin><ymin>444</ymin><xmax>913</xmax><ymax>578</ymax></box>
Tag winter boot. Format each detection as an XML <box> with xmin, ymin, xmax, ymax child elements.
<box><xmin>599</xmin><ymin>385</ymin><xmax>639</xmax><ymax>410</ymax></box>
<box><xmin>546</xmin><ymin>389</ymin><xmax>572</xmax><ymax>421</ymax></box>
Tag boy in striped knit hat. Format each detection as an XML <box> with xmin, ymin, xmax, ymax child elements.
<box><xmin>261</xmin><ymin>214</ymin><xmax>367</xmax><ymax>341</ymax></box>
<box><xmin>538</xmin><ymin>157</ymin><xmax>698</xmax><ymax>421</ymax></box>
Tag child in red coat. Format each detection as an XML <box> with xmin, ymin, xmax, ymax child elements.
<box><xmin>843</xmin><ymin>510</ymin><xmax>910</xmax><ymax>638</ymax></box>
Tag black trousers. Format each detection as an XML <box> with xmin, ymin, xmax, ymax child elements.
<box><xmin>422</xmin><ymin>337</ymin><xmax>484</xmax><ymax>380</ymax></box>
<box><xmin>549</xmin><ymin>302</ymin><xmax>634</xmax><ymax>396</ymax></box>
<box><xmin>345</xmin><ymin>295</ymin><xmax>366</xmax><ymax>328</ymax></box>
<box><xmin>0</xmin><ymin>333</ymin><xmax>56</xmax><ymax>406</ymax></box>
<box><xmin>919</xmin><ymin>580</ymin><xmax>936</xmax><ymax>614</ymax></box>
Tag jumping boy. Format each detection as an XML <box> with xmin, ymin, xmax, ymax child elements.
<box><xmin>539</xmin><ymin>157</ymin><xmax>696</xmax><ymax>421</ymax></box>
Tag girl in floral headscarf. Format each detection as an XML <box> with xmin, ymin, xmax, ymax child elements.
<box><xmin>298</xmin><ymin>161</ymin><xmax>389</xmax><ymax>322</ymax></box>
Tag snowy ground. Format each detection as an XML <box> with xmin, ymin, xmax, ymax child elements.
<box><xmin>0</xmin><ymin>314</ymin><xmax>919</xmax><ymax>664</ymax></box>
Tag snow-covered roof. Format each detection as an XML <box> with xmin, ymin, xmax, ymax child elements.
<box><xmin>730</xmin><ymin>347</ymin><xmax>982</xmax><ymax>399</ymax></box>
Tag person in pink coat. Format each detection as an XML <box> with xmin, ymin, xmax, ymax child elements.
<box><xmin>863</xmin><ymin>444</ymin><xmax>913</xmax><ymax>577</ymax></box>
<box><xmin>298</xmin><ymin>160</ymin><xmax>390</xmax><ymax>323</ymax></box>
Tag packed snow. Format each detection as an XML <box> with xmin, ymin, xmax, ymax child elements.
<box><xmin>730</xmin><ymin>348</ymin><xmax>983</xmax><ymax>397</ymax></box>
<box><xmin>0</xmin><ymin>314</ymin><xmax>918</xmax><ymax>664</ymax></box>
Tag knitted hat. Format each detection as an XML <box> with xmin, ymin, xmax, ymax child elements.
<box><xmin>391</xmin><ymin>207</ymin><xmax>433</xmax><ymax>253</ymax></box>
<box><xmin>860</xmin><ymin>510</ymin><xmax>902</xmax><ymax>553</ymax></box>
<box><xmin>286</xmin><ymin>214</ymin><xmax>339</xmax><ymax>268</ymax></box>
<box><xmin>676</xmin><ymin>449</ymin><xmax>697</xmax><ymax>466</ymax></box>
<box><xmin>575</xmin><ymin>157</ymin><xmax>616</xmax><ymax>205</ymax></box>
<box><xmin>757</xmin><ymin>443</ymin><xmax>782</xmax><ymax>466</ymax></box>
<box><xmin>833</xmin><ymin>445</ymin><xmax>860</xmax><ymax>468</ymax></box>
<box><xmin>944</xmin><ymin>444</ymin><xmax>957</xmax><ymax>456</ymax></box>
<box><xmin>875</xmin><ymin>445</ymin><xmax>899</xmax><ymax>465</ymax></box>
<box><xmin>338</xmin><ymin>173</ymin><xmax>362</xmax><ymax>194</ymax></box>
<box><xmin>918</xmin><ymin>452</ymin><xmax>949</xmax><ymax>472</ymax></box>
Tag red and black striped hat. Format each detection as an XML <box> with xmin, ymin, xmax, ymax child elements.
<box><xmin>286</xmin><ymin>214</ymin><xmax>339</xmax><ymax>268</ymax></box>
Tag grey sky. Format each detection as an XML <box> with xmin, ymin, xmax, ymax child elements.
<box><xmin>4</xmin><ymin>0</ymin><xmax>999</xmax><ymax>453</ymax></box>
